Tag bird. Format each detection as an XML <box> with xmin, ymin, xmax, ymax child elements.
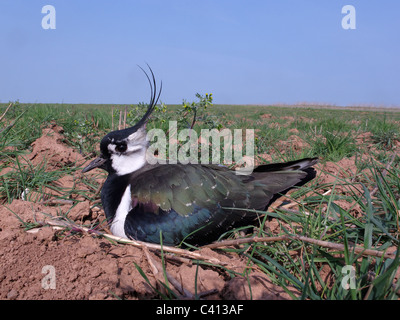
<box><xmin>82</xmin><ymin>66</ymin><xmax>318</xmax><ymax>246</ymax></box>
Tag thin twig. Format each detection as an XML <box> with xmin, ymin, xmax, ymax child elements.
<box><xmin>0</xmin><ymin>109</ymin><xmax>25</xmax><ymax>135</ymax></box>
<box><xmin>123</xmin><ymin>106</ymin><xmax>127</xmax><ymax>129</ymax></box>
<box><xmin>202</xmin><ymin>234</ymin><xmax>397</xmax><ymax>259</ymax></box>
<box><xmin>118</xmin><ymin>110</ymin><xmax>122</xmax><ymax>130</ymax></box>
<box><xmin>202</xmin><ymin>235</ymin><xmax>288</xmax><ymax>249</ymax></box>
<box><xmin>0</xmin><ymin>102</ymin><xmax>13</xmax><ymax>122</ymax></box>
<box><xmin>111</xmin><ymin>107</ymin><xmax>114</xmax><ymax>131</ymax></box>
<box><xmin>144</xmin><ymin>247</ymin><xmax>217</xmax><ymax>299</ymax></box>
<box><xmin>164</xmin><ymin>268</ymin><xmax>194</xmax><ymax>298</ymax></box>
<box><xmin>187</xmin><ymin>108</ymin><xmax>198</xmax><ymax>143</ymax></box>
<box><xmin>189</xmin><ymin>108</ymin><xmax>197</xmax><ymax>130</ymax></box>
<box><xmin>197</xmin><ymin>289</ymin><xmax>219</xmax><ymax>298</ymax></box>
<box><xmin>143</xmin><ymin>246</ymin><xmax>159</xmax><ymax>276</ymax></box>
<box><xmin>143</xmin><ymin>243</ymin><xmax>195</xmax><ymax>298</ymax></box>
<box><xmin>293</xmin><ymin>234</ymin><xmax>396</xmax><ymax>259</ymax></box>
<box><xmin>41</xmin><ymin>218</ymin><xmax>227</xmax><ymax>265</ymax></box>
<box><xmin>142</xmin><ymin>246</ymin><xmax>167</xmax><ymax>296</ymax></box>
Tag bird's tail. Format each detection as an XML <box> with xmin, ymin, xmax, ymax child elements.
<box><xmin>246</xmin><ymin>157</ymin><xmax>318</xmax><ymax>211</ymax></box>
<box><xmin>253</xmin><ymin>157</ymin><xmax>318</xmax><ymax>173</ymax></box>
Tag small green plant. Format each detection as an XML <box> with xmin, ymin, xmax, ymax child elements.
<box><xmin>179</xmin><ymin>93</ymin><xmax>221</xmax><ymax>130</ymax></box>
<box><xmin>122</xmin><ymin>92</ymin><xmax>218</xmax><ymax>131</ymax></box>
<box><xmin>64</xmin><ymin>117</ymin><xmax>101</xmax><ymax>154</ymax></box>
<box><xmin>112</xmin><ymin>93</ymin><xmax>225</xmax><ymax>163</ymax></box>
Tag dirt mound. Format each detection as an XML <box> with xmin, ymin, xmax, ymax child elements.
<box><xmin>316</xmin><ymin>157</ymin><xmax>358</xmax><ymax>186</ymax></box>
<box><xmin>313</xmin><ymin>156</ymin><xmax>367</xmax><ymax>219</ymax></box>
<box><xmin>29</xmin><ymin>123</ymin><xmax>86</xmax><ymax>170</ymax></box>
<box><xmin>0</xmin><ymin>125</ymin><xmax>297</xmax><ymax>300</ymax></box>
<box><xmin>278</xmin><ymin>135</ymin><xmax>310</xmax><ymax>153</ymax></box>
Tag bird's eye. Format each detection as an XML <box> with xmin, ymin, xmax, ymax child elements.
<box><xmin>115</xmin><ymin>143</ymin><xmax>127</xmax><ymax>153</ymax></box>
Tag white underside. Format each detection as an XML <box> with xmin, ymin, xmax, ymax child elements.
<box><xmin>110</xmin><ymin>185</ymin><xmax>132</xmax><ymax>238</ymax></box>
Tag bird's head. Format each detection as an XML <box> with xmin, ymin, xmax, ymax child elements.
<box><xmin>82</xmin><ymin>66</ymin><xmax>162</xmax><ymax>176</ymax></box>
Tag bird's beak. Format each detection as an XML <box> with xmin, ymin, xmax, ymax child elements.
<box><xmin>82</xmin><ymin>157</ymin><xmax>107</xmax><ymax>173</ymax></box>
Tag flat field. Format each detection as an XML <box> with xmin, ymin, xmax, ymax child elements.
<box><xmin>0</xmin><ymin>102</ymin><xmax>399</xmax><ymax>300</ymax></box>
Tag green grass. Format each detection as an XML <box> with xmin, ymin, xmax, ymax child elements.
<box><xmin>306</xmin><ymin>130</ymin><xmax>357</xmax><ymax>162</ymax></box>
<box><xmin>1</xmin><ymin>101</ymin><xmax>399</xmax><ymax>300</ymax></box>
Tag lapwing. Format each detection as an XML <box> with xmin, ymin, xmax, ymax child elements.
<box><xmin>82</xmin><ymin>67</ymin><xmax>318</xmax><ymax>246</ymax></box>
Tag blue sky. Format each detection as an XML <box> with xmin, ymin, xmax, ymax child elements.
<box><xmin>0</xmin><ymin>0</ymin><xmax>399</xmax><ymax>106</ymax></box>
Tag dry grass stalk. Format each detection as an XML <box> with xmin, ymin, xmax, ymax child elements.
<box><xmin>202</xmin><ymin>234</ymin><xmax>396</xmax><ymax>259</ymax></box>
<box><xmin>38</xmin><ymin>218</ymin><xmax>227</xmax><ymax>266</ymax></box>
<box><xmin>0</xmin><ymin>103</ymin><xmax>13</xmax><ymax>122</ymax></box>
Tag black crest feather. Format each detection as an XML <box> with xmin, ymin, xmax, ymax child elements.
<box><xmin>134</xmin><ymin>64</ymin><xmax>162</xmax><ymax>129</ymax></box>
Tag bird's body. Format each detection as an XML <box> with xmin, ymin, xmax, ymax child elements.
<box><xmin>100</xmin><ymin>160</ymin><xmax>317</xmax><ymax>245</ymax></box>
<box><xmin>83</xmin><ymin>66</ymin><xmax>318</xmax><ymax>246</ymax></box>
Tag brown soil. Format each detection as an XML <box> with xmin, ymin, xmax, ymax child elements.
<box><xmin>0</xmin><ymin>124</ymin><xmax>298</xmax><ymax>300</ymax></box>
<box><xmin>29</xmin><ymin>124</ymin><xmax>85</xmax><ymax>169</ymax></box>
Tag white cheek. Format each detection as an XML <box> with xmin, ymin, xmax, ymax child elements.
<box><xmin>128</xmin><ymin>145</ymin><xmax>143</xmax><ymax>153</ymax></box>
<box><xmin>111</xmin><ymin>150</ymin><xmax>147</xmax><ymax>175</ymax></box>
<box><xmin>108</xmin><ymin>144</ymin><xmax>117</xmax><ymax>153</ymax></box>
